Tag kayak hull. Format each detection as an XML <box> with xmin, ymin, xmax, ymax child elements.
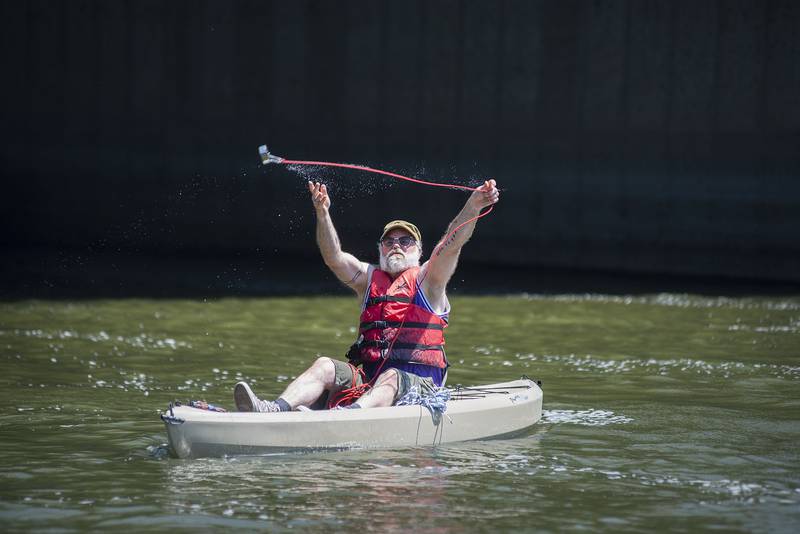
<box><xmin>162</xmin><ymin>379</ymin><xmax>543</xmax><ymax>458</ymax></box>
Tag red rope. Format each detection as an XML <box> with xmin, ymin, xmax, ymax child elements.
<box><xmin>280</xmin><ymin>159</ymin><xmax>480</xmax><ymax>193</ymax></box>
<box><xmin>327</xmin><ymin>362</ymin><xmax>369</xmax><ymax>408</ymax></box>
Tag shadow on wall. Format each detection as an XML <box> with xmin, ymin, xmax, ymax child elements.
<box><xmin>1</xmin><ymin>1</ymin><xmax>798</xmax><ymax>284</ymax></box>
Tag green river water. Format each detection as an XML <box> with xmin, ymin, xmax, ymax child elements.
<box><xmin>1</xmin><ymin>293</ymin><xmax>798</xmax><ymax>532</ymax></box>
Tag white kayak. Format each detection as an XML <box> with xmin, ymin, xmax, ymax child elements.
<box><xmin>161</xmin><ymin>378</ymin><xmax>543</xmax><ymax>458</ymax></box>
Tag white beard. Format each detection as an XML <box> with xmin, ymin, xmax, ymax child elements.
<box><xmin>379</xmin><ymin>247</ymin><xmax>421</xmax><ymax>276</ymax></box>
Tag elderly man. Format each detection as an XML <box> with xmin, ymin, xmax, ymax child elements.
<box><xmin>234</xmin><ymin>178</ymin><xmax>499</xmax><ymax>411</ymax></box>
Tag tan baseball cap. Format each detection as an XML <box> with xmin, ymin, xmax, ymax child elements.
<box><xmin>380</xmin><ymin>220</ymin><xmax>421</xmax><ymax>243</ymax></box>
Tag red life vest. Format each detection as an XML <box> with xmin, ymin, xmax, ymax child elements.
<box><xmin>350</xmin><ymin>266</ymin><xmax>448</xmax><ymax>368</ymax></box>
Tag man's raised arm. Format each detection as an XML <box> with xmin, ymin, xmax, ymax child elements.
<box><xmin>422</xmin><ymin>179</ymin><xmax>500</xmax><ymax>293</ymax></box>
<box><xmin>308</xmin><ymin>181</ymin><xmax>370</xmax><ymax>296</ymax></box>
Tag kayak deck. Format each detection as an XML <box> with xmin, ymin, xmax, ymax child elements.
<box><xmin>161</xmin><ymin>379</ymin><xmax>543</xmax><ymax>458</ymax></box>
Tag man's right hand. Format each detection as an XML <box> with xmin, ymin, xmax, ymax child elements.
<box><xmin>308</xmin><ymin>181</ymin><xmax>331</xmax><ymax>213</ymax></box>
<box><xmin>307</xmin><ymin>180</ymin><xmax>369</xmax><ymax>298</ymax></box>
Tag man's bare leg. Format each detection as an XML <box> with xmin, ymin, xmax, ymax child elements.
<box><xmin>355</xmin><ymin>369</ymin><xmax>399</xmax><ymax>408</ymax></box>
<box><xmin>277</xmin><ymin>357</ymin><xmax>338</xmax><ymax>409</ymax></box>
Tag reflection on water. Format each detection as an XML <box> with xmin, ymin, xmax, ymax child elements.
<box><xmin>1</xmin><ymin>294</ymin><xmax>799</xmax><ymax>531</ymax></box>
<box><xmin>157</xmin><ymin>436</ymin><xmax>548</xmax><ymax>530</ymax></box>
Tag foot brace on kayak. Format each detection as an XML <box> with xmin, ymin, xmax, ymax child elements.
<box><xmin>187</xmin><ymin>400</ymin><xmax>227</xmax><ymax>412</ymax></box>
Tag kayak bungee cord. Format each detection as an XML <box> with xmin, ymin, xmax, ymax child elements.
<box><xmin>259</xmin><ymin>144</ymin><xmax>495</xmax><ymax>408</ymax></box>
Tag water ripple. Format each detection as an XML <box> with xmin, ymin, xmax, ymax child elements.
<box><xmin>515</xmin><ymin>352</ymin><xmax>800</xmax><ymax>379</ymax></box>
<box><xmin>518</xmin><ymin>293</ymin><xmax>800</xmax><ymax>311</ymax></box>
<box><xmin>1</xmin><ymin>329</ymin><xmax>192</xmax><ymax>351</ymax></box>
<box><xmin>541</xmin><ymin>409</ymin><xmax>634</xmax><ymax>426</ymax></box>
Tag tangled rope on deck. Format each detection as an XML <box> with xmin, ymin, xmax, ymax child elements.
<box><xmin>396</xmin><ymin>386</ymin><xmax>453</xmax><ymax>424</ymax></box>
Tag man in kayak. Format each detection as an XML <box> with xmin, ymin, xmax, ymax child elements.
<box><xmin>234</xmin><ymin>178</ymin><xmax>500</xmax><ymax>412</ymax></box>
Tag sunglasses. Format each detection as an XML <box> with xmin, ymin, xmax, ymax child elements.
<box><xmin>379</xmin><ymin>236</ymin><xmax>417</xmax><ymax>249</ymax></box>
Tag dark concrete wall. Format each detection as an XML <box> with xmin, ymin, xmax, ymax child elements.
<box><xmin>1</xmin><ymin>0</ymin><xmax>798</xmax><ymax>282</ymax></box>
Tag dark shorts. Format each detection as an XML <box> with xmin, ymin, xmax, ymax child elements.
<box><xmin>331</xmin><ymin>359</ymin><xmax>364</xmax><ymax>389</ymax></box>
<box><xmin>331</xmin><ymin>359</ymin><xmax>437</xmax><ymax>404</ymax></box>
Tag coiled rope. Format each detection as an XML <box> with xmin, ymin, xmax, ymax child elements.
<box><xmin>396</xmin><ymin>385</ymin><xmax>453</xmax><ymax>424</ymax></box>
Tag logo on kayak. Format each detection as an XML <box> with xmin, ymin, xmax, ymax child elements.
<box><xmin>509</xmin><ymin>394</ymin><xmax>529</xmax><ymax>404</ymax></box>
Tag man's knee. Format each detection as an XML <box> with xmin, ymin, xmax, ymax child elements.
<box><xmin>309</xmin><ymin>356</ymin><xmax>336</xmax><ymax>382</ymax></box>
<box><xmin>376</xmin><ymin>368</ymin><xmax>400</xmax><ymax>390</ymax></box>
<box><xmin>312</xmin><ymin>356</ymin><xmax>334</xmax><ymax>369</ymax></box>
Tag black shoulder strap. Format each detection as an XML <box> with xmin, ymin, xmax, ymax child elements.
<box><xmin>360</xmin><ymin>320</ymin><xmax>444</xmax><ymax>331</ymax></box>
<box><xmin>365</xmin><ymin>295</ymin><xmax>412</xmax><ymax>307</ymax></box>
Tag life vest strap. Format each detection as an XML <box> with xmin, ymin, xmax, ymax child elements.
<box><xmin>359</xmin><ymin>320</ymin><xmax>445</xmax><ymax>331</ymax></box>
<box><xmin>365</xmin><ymin>295</ymin><xmax>412</xmax><ymax>306</ymax></box>
<box><xmin>391</xmin><ymin>342</ymin><xmax>445</xmax><ymax>351</ymax></box>
<box><xmin>357</xmin><ymin>339</ymin><xmax>444</xmax><ymax>351</ymax></box>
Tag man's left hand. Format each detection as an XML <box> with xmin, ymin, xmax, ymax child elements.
<box><xmin>468</xmin><ymin>179</ymin><xmax>500</xmax><ymax>211</ymax></box>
